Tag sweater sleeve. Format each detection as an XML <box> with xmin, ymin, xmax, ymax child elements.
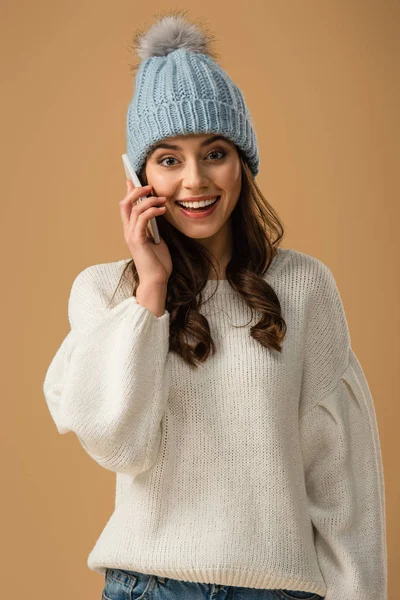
<box><xmin>299</xmin><ymin>349</ymin><xmax>388</xmax><ymax>600</ymax></box>
<box><xmin>42</xmin><ymin>264</ymin><xmax>171</xmax><ymax>477</ymax></box>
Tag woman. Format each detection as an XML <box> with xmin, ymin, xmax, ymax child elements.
<box><xmin>43</xmin><ymin>10</ymin><xmax>387</xmax><ymax>600</ymax></box>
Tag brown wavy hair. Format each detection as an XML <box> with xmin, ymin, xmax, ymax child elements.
<box><xmin>108</xmin><ymin>145</ymin><xmax>287</xmax><ymax>367</ymax></box>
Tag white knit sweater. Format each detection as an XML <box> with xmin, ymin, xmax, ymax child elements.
<box><xmin>43</xmin><ymin>247</ymin><xmax>387</xmax><ymax>599</ymax></box>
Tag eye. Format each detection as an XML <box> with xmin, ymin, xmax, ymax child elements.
<box><xmin>207</xmin><ymin>149</ymin><xmax>226</xmax><ymax>161</ymax></box>
<box><xmin>157</xmin><ymin>149</ymin><xmax>226</xmax><ymax>167</ymax></box>
<box><xmin>158</xmin><ymin>156</ymin><xmax>178</xmax><ymax>167</ymax></box>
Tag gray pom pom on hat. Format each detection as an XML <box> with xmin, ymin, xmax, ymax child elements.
<box><xmin>126</xmin><ymin>11</ymin><xmax>260</xmax><ymax>178</ymax></box>
<box><xmin>136</xmin><ymin>13</ymin><xmax>212</xmax><ymax>59</ymax></box>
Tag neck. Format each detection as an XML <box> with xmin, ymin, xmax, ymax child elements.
<box><xmin>196</xmin><ymin>221</ymin><xmax>232</xmax><ymax>280</ymax></box>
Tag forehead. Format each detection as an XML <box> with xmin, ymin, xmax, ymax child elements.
<box><xmin>147</xmin><ymin>133</ymin><xmax>235</xmax><ymax>157</ymax></box>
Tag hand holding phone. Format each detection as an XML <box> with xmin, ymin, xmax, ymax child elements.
<box><xmin>122</xmin><ymin>154</ymin><xmax>160</xmax><ymax>244</ymax></box>
<box><xmin>120</xmin><ymin>154</ymin><xmax>173</xmax><ymax>286</ymax></box>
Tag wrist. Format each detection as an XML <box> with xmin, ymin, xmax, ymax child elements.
<box><xmin>136</xmin><ymin>282</ymin><xmax>167</xmax><ymax>318</ymax></box>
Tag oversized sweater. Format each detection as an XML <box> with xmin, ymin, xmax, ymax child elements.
<box><xmin>42</xmin><ymin>247</ymin><xmax>387</xmax><ymax>599</ymax></box>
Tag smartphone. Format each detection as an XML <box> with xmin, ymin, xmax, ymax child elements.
<box><xmin>122</xmin><ymin>154</ymin><xmax>161</xmax><ymax>244</ymax></box>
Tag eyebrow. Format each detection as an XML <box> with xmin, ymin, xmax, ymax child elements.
<box><xmin>147</xmin><ymin>134</ymin><xmax>232</xmax><ymax>158</ymax></box>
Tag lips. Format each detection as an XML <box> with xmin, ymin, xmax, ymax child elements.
<box><xmin>176</xmin><ymin>195</ymin><xmax>221</xmax><ymax>219</ymax></box>
<box><xmin>175</xmin><ymin>195</ymin><xmax>220</xmax><ymax>204</ymax></box>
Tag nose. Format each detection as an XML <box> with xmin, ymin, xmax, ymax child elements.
<box><xmin>182</xmin><ymin>160</ymin><xmax>211</xmax><ymax>192</ymax></box>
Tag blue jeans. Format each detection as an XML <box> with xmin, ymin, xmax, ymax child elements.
<box><xmin>102</xmin><ymin>568</ymin><xmax>325</xmax><ymax>599</ymax></box>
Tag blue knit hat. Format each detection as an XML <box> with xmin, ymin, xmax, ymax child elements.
<box><xmin>126</xmin><ymin>12</ymin><xmax>260</xmax><ymax>178</ymax></box>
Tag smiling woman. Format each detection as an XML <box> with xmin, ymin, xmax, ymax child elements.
<box><xmin>42</xmin><ymin>8</ymin><xmax>386</xmax><ymax>600</ymax></box>
<box><xmin>145</xmin><ymin>132</ymin><xmax>242</xmax><ymax>233</ymax></box>
<box><xmin>113</xmin><ymin>14</ymin><xmax>289</xmax><ymax>368</ymax></box>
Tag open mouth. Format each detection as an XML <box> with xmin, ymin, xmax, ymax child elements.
<box><xmin>176</xmin><ymin>196</ymin><xmax>221</xmax><ymax>216</ymax></box>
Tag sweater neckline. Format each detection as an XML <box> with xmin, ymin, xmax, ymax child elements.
<box><xmin>119</xmin><ymin>247</ymin><xmax>292</xmax><ymax>292</ymax></box>
<box><xmin>204</xmin><ymin>248</ymin><xmax>291</xmax><ymax>290</ymax></box>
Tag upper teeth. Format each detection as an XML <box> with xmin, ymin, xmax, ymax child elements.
<box><xmin>177</xmin><ymin>196</ymin><xmax>219</xmax><ymax>208</ymax></box>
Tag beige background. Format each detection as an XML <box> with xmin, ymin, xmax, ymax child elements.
<box><xmin>1</xmin><ymin>1</ymin><xmax>398</xmax><ymax>598</ymax></box>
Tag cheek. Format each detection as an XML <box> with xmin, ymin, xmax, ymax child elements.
<box><xmin>146</xmin><ymin>173</ymin><xmax>173</xmax><ymax>197</ymax></box>
<box><xmin>225</xmin><ymin>175</ymin><xmax>241</xmax><ymax>203</ymax></box>
<box><xmin>220</xmin><ymin>159</ymin><xmax>241</xmax><ymax>188</ymax></box>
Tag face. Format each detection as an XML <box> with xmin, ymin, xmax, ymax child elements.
<box><xmin>144</xmin><ymin>133</ymin><xmax>242</xmax><ymax>242</ymax></box>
